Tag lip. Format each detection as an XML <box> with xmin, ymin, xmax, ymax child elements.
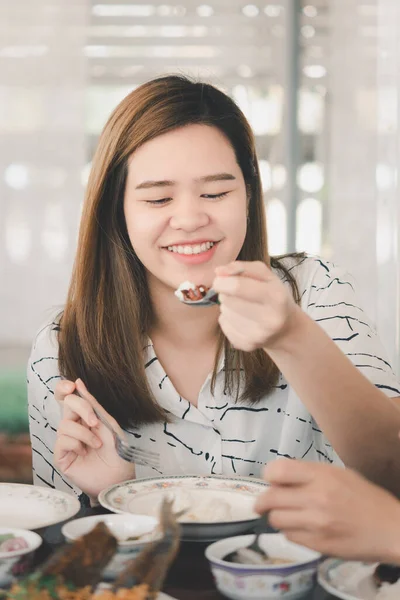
<box><xmin>162</xmin><ymin>239</ymin><xmax>220</xmax><ymax>248</ymax></box>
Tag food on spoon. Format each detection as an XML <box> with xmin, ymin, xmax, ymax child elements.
<box><xmin>174</xmin><ymin>281</ymin><xmax>209</xmax><ymax>302</ymax></box>
<box><xmin>0</xmin><ymin>534</ymin><xmax>29</xmax><ymax>553</ymax></box>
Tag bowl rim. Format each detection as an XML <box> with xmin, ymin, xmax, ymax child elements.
<box><xmin>0</xmin><ymin>527</ymin><xmax>42</xmax><ymax>559</ymax></box>
<box><xmin>61</xmin><ymin>513</ymin><xmax>159</xmax><ymax>546</ymax></box>
<box><xmin>205</xmin><ymin>533</ymin><xmax>321</xmax><ymax>572</ymax></box>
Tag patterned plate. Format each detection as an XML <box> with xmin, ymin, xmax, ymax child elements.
<box><xmin>98</xmin><ymin>474</ymin><xmax>268</xmax><ymax>542</ymax></box>
<box><xmin>317</xmin><ymin>558</ymin><xmax>396</xmax><ymax>600</ymax></box>
<box><xmin>0</xmin><ymin>483</ymin><xmax>80</xmax><ymax>530</ymax></box>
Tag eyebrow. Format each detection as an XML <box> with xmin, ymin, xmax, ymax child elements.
<box><xmin>134</xmin><ymin>172</ymin><xmax>236</xmax><ymax>190</ymax></box>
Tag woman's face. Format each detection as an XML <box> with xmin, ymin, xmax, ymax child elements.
<box><xmin>124</xmin><ymin>124</ymin><xmax>248</xmax><ymax>295</ymax></box>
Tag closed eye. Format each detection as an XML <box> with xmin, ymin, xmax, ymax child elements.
<box><xmin>202</xmin><ymin>191</ymin><xmax>230</xmax><ymax>199</ymax></box>
<box><xmin>146</xmin><ymin>198</ymin><xmax>172</xmax><ymax>205</ymax></box>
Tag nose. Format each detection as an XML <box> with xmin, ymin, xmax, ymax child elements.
<box><xmin>169</xmin><ymin>198</ymin><xmax>210</xmax><ymax>232</ymax></box>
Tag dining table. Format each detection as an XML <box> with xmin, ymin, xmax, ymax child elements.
<box><xmin>30</xmin><ymin>502</ymin><xmax>339</xmax><ymax>600</ymax></box>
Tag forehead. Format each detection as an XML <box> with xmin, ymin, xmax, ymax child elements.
<box><xmin>127</xmin><ymin>124</ymin><xmax>242</xmax><ymax>183</ymax></box>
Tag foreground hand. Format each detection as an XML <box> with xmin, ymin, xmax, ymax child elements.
<box><xmin>213</xmin><ymin>261</ymin><xmax>299</xmax><ymax>352</ymax></box>
<box><xmin>54</xmin><ymin>378</ymin><xmax>135</xmax><ymax>500</ymax></box>
<box><xmin>255</xmin><ymin>459</ymin><xmax>400</xmax><ymax>564</ymax></box>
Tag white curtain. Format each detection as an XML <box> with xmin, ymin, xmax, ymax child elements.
<box><xmin>328</xmin><ymin>0</ymin><xmax>400</xmax><ymax>374</ymax></box>
<box><xmin>0</xmin><ymin>0</ymin><xmax>88</xmax><ymax>346</ymax></box>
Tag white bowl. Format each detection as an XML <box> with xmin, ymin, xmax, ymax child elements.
<box><xmin>62</xmin><ymin>514</ymin><xmax>159</xmax><ymax>580</ymax></box>
<box><xmin>205</xmin><ymin>533</ymin><xmax>321</xmax><ymax>600</ymax></box>
<box><xmin>0</xmin><ymin>527</ymin><xmax>42</xmax><ymax>587</ymax></box>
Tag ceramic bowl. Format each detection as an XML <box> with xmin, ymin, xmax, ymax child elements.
<box><xmin>0</xmin><ymin>527</ymin><xmax>42</xmax><ymax>587</ymax></box>
<box><xmin>205</xmin><ymin>533</ymin><xmax>321</xmax><ymax>600</ymax></box>
<box><xmin>62</xmin><ymin>513</ymin><xmax>159</xmax><ymax>580</ymax></box>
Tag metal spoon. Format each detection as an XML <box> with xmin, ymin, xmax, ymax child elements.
<box><xmin>223</xmin><ymin>519</ymin><xmax>269</xmax><ymax>565</ymax></box>
<box><xmin>175</xmin><ymin>267</ymin><xmax>244</xmax><ymax>308</ymax></box>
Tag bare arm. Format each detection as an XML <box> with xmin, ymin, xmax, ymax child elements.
<box><xmin>266</xmin><ymin>306</ymin><xmax>400</xmax><ymax>496</ymax></box>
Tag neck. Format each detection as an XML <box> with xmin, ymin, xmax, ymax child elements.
<box><xmin>148</xmin><ymin>278</ymin><xmax>220</xmax><ymax>347</ymax></box>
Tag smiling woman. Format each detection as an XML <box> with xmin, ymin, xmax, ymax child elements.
<box><xmin>26</xmin><ymin>75</ymin><xmax>400</xmax><ymax>504</ymax></box>
<box><xmin>123</xmin><ymin>125</ymin><xmax>247</xmax><ymax>286</ymax></box>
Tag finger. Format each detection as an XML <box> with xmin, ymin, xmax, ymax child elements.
<box><xmin>57</xmin><ymin>420</ymin><xmax>102</xmax><ymax>449</ymax></box>
<box><xmin>219</xmin><ymin>295</ymin><xmax>269</xmax><ymax>320</ymax></box>
<box><xmin>54</xmin><ymin>379</ymin><xmax>76</xmax><ymax>403</ymax></box>
<box><xmin>218</xmin><ymin>303</ymin><xmax>269</xmax><ymax>347</ymax></box>
<box><xmin>213</xmin><ymin>276</ymin><xmax>266</xmax><ymax>303</ymax></box>
<box><xmin>215</xmin><ymin>261</ymin><xmax>273</xmax><ymax>282</ymax></box>
<box><xmin>254</xmin><ymin>485</ymin><xmax>310</xmax><ymax>514</ymax></box>
<box><xmin>267</xmin><ymin>508</ymin><xmax>314</xmax><ymax>531</ymax></box>
<box><xmin>76</xmin><ymin>379</ymin><xmax>121</xmax><ymax>433</ymax></box>
<box><xmin>218</xmin><ymin>314</ymin><xmax>258</xmax><ymax>352</ymax></box>
<box><xmin>219</xmin><ymin>302</ymin><xmax>258</xmax><ymax>328</ymax></box>
<box><xmin>55</xmin><ymin>435</ymin><xmax>87</xmax><ymax>458</ymax></box>
<box><xmin>263</xmin><ymin>459</ymin><xmax>319</xmax><ymax>486</ymax></box>
<box><xmin>280</xmin><ymin>529</ymin><xmax>323</xmax><ymax>552</ymax></box>
<box><xmin>63</xmin><ymin>394</ymin><xmax>99</xmax><ymax>427</ymax></box>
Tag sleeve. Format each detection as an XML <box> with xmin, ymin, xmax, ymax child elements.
<box><xmin>27</xmin><ymin>319</ymin><xmax>82</xmax><ymax>497</ymax></box>
<box><xmin>303</xmin><ymin>257</ymin><xmax>400</xmax><ymax>397</ymax></box>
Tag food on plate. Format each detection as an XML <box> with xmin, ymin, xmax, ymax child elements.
<box><xmin>174</xmin><ymin>281</ymin><xmax>209</xmax><ymax>302</ymax></box>
<box><xmin>111</xmin><ymin>498</ymin><xmax>180</xmax><ymax>598</ymax></box>
<box><xmin>223</xmin><ymin>549</ymin><xmax>293</xmax><ymax>565</ymax></box>
<box><xmin>96</xmin><ymin>587</ymin><xmax>150</xmax><ymax>599</ymax></box>
<box><xmin>6</xmin><ymin>498</ymin><xmax>180</xmax><ymax>600</ymax></box>
<box><xmin>0</xmin><ymin>533</ymin><xmax>29</xmax><ymax>553</ymax></box>
<box><xmin>163</xmin><ymin>489</ymin><xmax>233</xmax><ymax>523</ymax></box>
<box><xmin>222</xmin><ymin>548</ymin><xmax>294</xmax><ymax>565</ymax></box>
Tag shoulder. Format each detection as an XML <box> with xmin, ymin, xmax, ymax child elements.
<box><xmin>31</xmin><ymin>314</ymin><xmax>62</xmax><ymax>356</ymax></box>
<box><xmin>28</xmin><ymin>313</ymin><xmax>62</xmax><ymax>397</ymax></box>
<box><xmin>274</xmin><ymin>254</ymin><xmax>356</xmax><ymax>303</ymax></box>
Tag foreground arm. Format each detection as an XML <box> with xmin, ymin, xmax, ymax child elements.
<box><xmin>255</xmin><ymin>459</ymin><xmax>400</xmax><ymax>564</ymax></box>
<box><xmin>266</xmin><ymin>305</ymin><xmax>400</xmax><ymax>495</ymax></box>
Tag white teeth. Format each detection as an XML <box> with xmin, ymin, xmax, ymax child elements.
<box><xmin>165</xmin><ymin>242</ymin><xmax>215</xmax><ymax>255</ymax></box>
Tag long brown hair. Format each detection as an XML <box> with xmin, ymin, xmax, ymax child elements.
<box><xmin>58</xmin><ymin>75</ymin><xmax>303</xmax><ymax>427</ymax></box>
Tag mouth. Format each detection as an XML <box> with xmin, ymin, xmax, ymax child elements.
<box><xmin>162</xmin><ymin>241</ymin><xmax>219</xmax><ymax>256</ymax></box>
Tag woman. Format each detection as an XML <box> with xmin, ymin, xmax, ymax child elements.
<box><xmin>28</xmin><ymin>75</ymin><xmax>400</xmax><ymax>504</ymax></box>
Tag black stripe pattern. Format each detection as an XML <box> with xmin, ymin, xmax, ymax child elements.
<box><xmin>27</xmin><ymin>257</ymin><xmax>400</xmax><ymax>492</ymax></box>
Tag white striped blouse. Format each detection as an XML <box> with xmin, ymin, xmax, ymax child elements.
<box><xmin>27</xmin><ymin>256</ymin><xmax>400</xmax><ymax>497</ymax></box>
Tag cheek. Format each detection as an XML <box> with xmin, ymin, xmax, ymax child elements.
<box><xmin>124</xmin><ymin>207</ymin><xmax>165</xmax><ymax>250</ymax></box>
<box><xmin>223</xmin><ymin>205</ymin><xmax>247</xmax><ymax>245</ymax></box>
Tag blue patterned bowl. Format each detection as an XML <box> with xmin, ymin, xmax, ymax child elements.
<box><xmin>205</xmin><ymin>533</ymin><xmax>321</xmax><ymax>600</ymax></box>
<box><xmin>0</xmin><ymin>527</ymin><xmax>42</xmax><ymax>587</ymax></box>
